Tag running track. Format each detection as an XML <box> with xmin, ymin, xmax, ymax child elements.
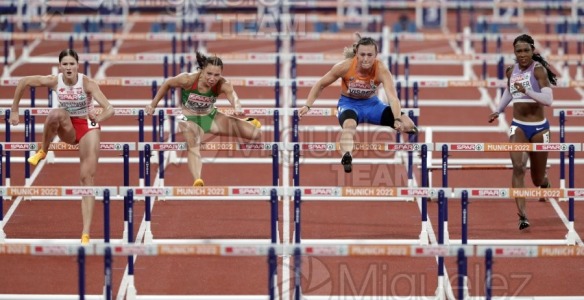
<box><xmin>1</xmin><ymin>8</ymin><xmax>584</xmax><ymax>299</ymax></box>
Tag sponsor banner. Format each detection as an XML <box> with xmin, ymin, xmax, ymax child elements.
<box><xmin>301</xmin><ymin>143</ymin><xmax>336</xmax><ymax>151</ymax></box>
<box><xmin>438</xmin><ymin>143</ymin><xmax>484</xmax><ymax>151</ymax></box>
<box><xmin>566</xmin><ymin>189</ymin><xmax>584</xmax><ymax>198</ymax></box>
<box><xmin>510</xmin><ymin>188</ymin><xmax>564</xmax><ymax>199</ymax></box>
<box><xmin>223</xmin><ymin>246</ymin><xmax>264</xmax><ymax>256</ymax></box>
<box><xmin>7</xmin><ymin>186</ymin><xmax>62</xmax><ymax>197</ymax></box>
<box><xmin>483</xmin><ymin>143</ymin><xmax>533</xmax><ymax>152</ymax></box>
<box><xmin>121</xmin><ymin>187</ymin><xmax>171</xmax><ymax>197</ymax></box>
<box><xmin>534</xmin><ymin>143</ymin><xmax>581</xmax><ymax>151</ymax></box>
<box><xmin>0</xmin><ymin>143</ymin><xmax>39</xmax><ymax>151</ymax></box>
<box><xmin>466</xmin><ymin>188</ymin><xmax>509</xmax><ymax>198</ymax></box>
<box><xmin>349</xmin><ymin>245</ymin><xmax>410</xmax><ymax>256</ymax></box>
<box><xmin>342</xmin><ymin>187</ymin><xmax>396</xmax><ymax>197</ymax></box>
<box><xmin>304</xmin><ymin>245</ymin><xmax>345</xmax><ymax>256</ymax></box>
<box><xmin>231</xmin><ymin>187</ymin><xmax>271</xmax><ymax>196</ymax></box>
<box><xmin>238</xmin><ymin>143</ymin><xmax>273</xmax><ymax>150</ymax></box>
<box><xmin>352</xmin><ymin>143</ymin><xmax>386</xmax><ymax>151</ymax></box>
<box><xmin>564</xmin><ymin>109</ymin><xmax>584</xmax><ymax>117</ymax></box>
<box><xmin>199</xmin><ymin>143</ymin><xmax>236</xmax><ymax>151</ymax></box>
<box><xmin>0</xmin><ymin>244</ymin><xmax>30</xmax><ymax>255</ymax></box>
<box><xmin>158</xmin><ymin>245</ymin><xmax>220</xmax><ymax>256</ymax></box>
<box><xmin>172</xmin><ymin>187</ymin><xmax>229</xmax><ymax>197</ymax></box>
<box><xmin>538</xmin><ymin>246</ymin><xmax>584</xmax><ymax>257</ymax></box>
<box><xmin>138</xmin><ymin>142</ymin><xmax>187</xmax><ymax>151</ymax></box>
<box><xmin>32</xmin><ymin>245</ymin><xmax>79</xmax><ymax>255</ymax></box>
<box><xmin>301</xmin><ymin>187</ymin><xmax>341</xmax><ymax>196</ymax></box>
<box><xmin>387</xmin><ymin>143</ymin><xmax>425</xmax><ymax>151</ymax></box>
<box><xmin>63</xmin><ymin>186</ymin><xmax>117</xmax><ymax>197</ymax></box>
<box><xmin>112</xmin><ymin>245</ymin><xmax>156</xmax><ymax>256</ymax></box>
<box><xmin>399</xmin><ymin>188</ymin><xmax>445</xmax><ymax>197</ymax></box>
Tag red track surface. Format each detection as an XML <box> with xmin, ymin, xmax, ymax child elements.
<box><xmin>1</xmin><ymin>9</ymin><xmax>584</xmax><ymax>299</ymax></box>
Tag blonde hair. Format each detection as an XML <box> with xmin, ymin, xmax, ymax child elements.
<box><xmin>342</xmin><ymin>33</ymin><xmax>378</xmax><ymax>59</ymax></box>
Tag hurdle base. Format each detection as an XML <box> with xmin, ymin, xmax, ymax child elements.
<box><xmin>419</xmin><ymin>230</ymin><xmax>429</xmax><ymax>245</ymax></box>
<box><xmin>126</xmin><ymin>275</ymin><xmax>137</xmax><ymax>300</ymax></box>
<box><xmin>566</xmin><ymin>226</ymin><xmax>577</xmax><ymax>245</ymax></box>
<box><xmin>559</xmin><ymin>179</ymin><xmax>568</xmax><ymax>201</ymax></box>
<box><xmin>123</xmin><ymin>222</ymin><xmax>128</xmax><ymax>244</ymax></box>
<box><xmin>435</xmin><ymin>275</ymin><xmax>445</xmax><ymax>300</ymax></box>
<box><xmin>144</xmin><ymin>221</ymin><xmax>153</xmax><ymax>244</ymax></box>
<box><xmin>443</xmin><ymin>223</ymin><xmax>450</xmax><ymax>245</ymax></box>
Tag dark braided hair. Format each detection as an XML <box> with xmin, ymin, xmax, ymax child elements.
<box><xmin>195</xmin><ymin>51</ymin><xmax>223</xmax><ymax>70</ymax></box>
<box><xmin>513</xmin><ymin>34</ymin><xmax>557</xmax><ymax>86</ymax></box>
<box><xmin>58</xmin><ymin>49</ymin><xmax>79</xmax><ymax>63</ymax></box>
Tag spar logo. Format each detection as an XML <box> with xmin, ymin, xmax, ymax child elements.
<box><xmin>452</xmin><ymin>144</ymin><xmax>482</xmax><ymax>151</ymax></box>
<box><xmin>304</xmin><ymin>143</ymin><xmax>334</xmax><ymax>151</ymax></box>
<box><xmin>100</xmin><ymin>143</ymin><xmax>124</xmax><ymax>150</ymax></box>
<box><xmin>536</xmin><ymin>144</ymin><xmax>568</xmax><ymax>151</ymax></box>
<box><xmin>471</xmin><ymin>189</ymin><xmax>508</xmax><ymax>197</ymax></box>
<box><xmin>304</xmin><ymin>188</ymin><xmax>339</xmax><ymax>196</ymax></box>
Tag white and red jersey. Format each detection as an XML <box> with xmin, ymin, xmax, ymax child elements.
<box><xmin>56</xmin><ymin>73</ymin><xmax>94</xmax><ymax>117</ymax></box>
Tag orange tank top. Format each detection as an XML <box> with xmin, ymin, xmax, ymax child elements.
<box><xmin>341</xmin><ymin>57</ymin><xmax>380</xmax><ymax>98</ymax></box>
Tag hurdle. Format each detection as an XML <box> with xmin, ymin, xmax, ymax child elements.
<box><xmin>554</xmin><ymin>109</ymin><xmax>584</xmax><ymax>190</ymax></box>
<box><xmin>438</xmin><ymin>142</ymin><xmax>581</xmax><ymax>245</ymax></box>
<box><xmin>0</xmin><ymin>186</ymin><xmax>116</xmax><ymax>243</ymax></box>
<box><xmin>134</xmin><ymin>143</ymin><xmax>281</xmax><ymax>243</ymax></box>
<box><xmin>0</xmin><ymin>141</ymin><xmax>135</xmax><ymax>185</ymax></box>
<box><xmin>285</xmin><ymin>142</ymin><xmax>433</xmax><ymax>246</ymax></box>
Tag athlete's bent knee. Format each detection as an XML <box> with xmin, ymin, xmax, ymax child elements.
<box><xmin>380</xmin><ymin>107</ymin><xmax>403</xmax><ymax>128</ymax></box>
<box><xmin>338</xmin><ymin>110</ymin><xmax>358</xmax><ymax>127</ymax></box>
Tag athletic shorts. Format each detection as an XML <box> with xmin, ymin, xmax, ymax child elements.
<box><xmin>180</xmin><ymin>108</ymin><xmax>218</xmax><ymax>133</ymax></box>
<box><xmin>509</xmin><ymin>118</ymin><xmax>550</xmax><ymax>142</ymax></box>
<box><xmin>71</xmin><ymin>117</ymin><xmax>100</xmax><ymax>144</ymax></box>
<box><xmin>337</xmin><ymin>95</ymin><xmax>389</xmax><ymax>125</ymax></box>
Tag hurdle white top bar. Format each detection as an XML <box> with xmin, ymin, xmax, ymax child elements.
<box><xmin>453</xmin><ymin>188</ymin><xmax>584</xmax><ymax>199</ymax></box>
<box><xmin>4</xmin><ymin>77</ymin><xmax>584</xmax><ymax>88</ymax></box>
<box><xmin>297</xmin><ymin>187</ymin><xmax>450</xmax><ymax>198</ymax></box>
<box><xmin>1</xmin><ymin>13</ymin><xmax>382</xmax><ymax>24</ymax></box>
<box><xmin>119</xmin><ymin>186</ymin><xmax>279</xmax><ymax>197</ymax></box>
<box><xmin>435</xmin><ymin>143</ymin><xmax>582</xmax><ymax>152</ymax></box>
<box><xmin>284</xmin><ymin>142</ymin><xmax>433</xmax><ymax>152</ymax></box>
<box><xmin>0</xmin><ymin>142</ymin><xmax>136</xmax><ymax>151</ymax></box>
<box><xmin>0</xmin><ymin>31</ymin><xmax>383</xmax><ymax>42</ymax></box>
<box><xmin>3</xmin><ymin>243</ymin><xmax>583</xmax><ymax>257</ymax></box>
<box><xmin>11</xmin><ymin>106</ymin><xmax>411</xmax><ymax>119</ymax></box>
<box><xmin>553</xmin><ymin>109</ymin><xmax>584</xmax><ymax>117</ymax></box>
<box><xmin>0</xmin><ymin>186</ymin><xmax>117</xmax><ymax>197</ymax></box>
<box><xmin>155</xmin><ymin>107</ymin><xmax>420</xmax><ymax>117</ymax></box>
<box><xmin>475</xmin><ymin>245</ymin><xmax>584</xmax><ymax>258</ymax></box>
<box><xmin>0</xmin><ymin>243</ymin><xmax>476</xmax><ymax>257</ymax></box>
<box><xmin>19</xmin><ymin>107</ymin><xmax>145</xmax><ymax>116</ymax></box>
<box><xmin>117</xmin><ymin>187</ymin><xmax>449</xmax><ymax>198</ymax></box>
<box><xmin>12</xmin><ymin>52</ymin><xmax>584</xmax><ymax>64</ymax></box>
<box><xmin>137</xmin><ymin>142</ymin><xmax>277</xmax><ymax>151</ymax></box>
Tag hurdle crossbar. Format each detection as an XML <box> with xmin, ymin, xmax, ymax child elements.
<box><xmin>2</xmin><ymin>243</ymin><xmax>583</xmax><ymax>258</ymax></box>
<box><xmin>0</xmin><ymin>142</ymin><xmax>136</xmax><ymax>151</ymax></box>
<box><xmin>436</xmin><ymin>142</ymin><xmax>582</xmax><ymax>152</ymax></box>
<box><xmin>0</xmin><ymin>186</ymin><xmax>117</xmax><ymax>197</ymax></box>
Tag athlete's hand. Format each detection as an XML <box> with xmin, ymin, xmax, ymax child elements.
<box><xmin>88</xmin><ymin>109</ymin><xmax>98</xmax><ymax>122</ymax></box>
<box><xmin>393</xmin><ymin>118</ymin><xmax>403</xmax><ymax>132</ymax></box>
<box><xmin>514</xmin><ymin>82</ymin><xmax>526</xmax><ymax>94</ymax></box>
<box><xmin>145</xmin><ymin>104</ymin><xmax>155</xmax><ymax>115</ymax></box>
<box><xmin>9</xmin><ymin>110</ymin><xmax>19</xmax><ymax>126</ymax></box>
<box><xmin>233</xmin><ymin>106</ymin><xmax>245</xmax><ymax>117</ymax></box>
<box><xmin>488</xmin><ymin>112</ymin><xmax>499</xmax><ymax>123</ymax></box>
<box><xmin>298</xmin><ymin>106</ymin><xmax>310</xmax><ymax>118</ymax></box>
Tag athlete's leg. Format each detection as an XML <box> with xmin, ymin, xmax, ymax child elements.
<box><xmin>29</xmin><ymin>109</ymin><xmax>76</xmax><ymax>165</ymax></box>
<box><xmin>509</xmin><ymin>125</ymin><xmax>530</xmax><ymax>228</ymax></box>
<box><xmin>530</xmin><ymin>129</ymin><xmax>550</xmax><ymax>201</ymax></box>
<box><xmin>209</xmin><ymin>112</ymin><xmax>261</xmax><ymax>140</ymax></box>
<box><xmin>78</xmin><ymin>129</ymin><xmax>100</xmax><ymax>240</ymax></box>
<box><xmin>179</xmin><ymin>120</ymin><xmax>205</xmax><ymax>182</ymax></box>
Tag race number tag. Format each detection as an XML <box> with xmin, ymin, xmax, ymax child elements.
<box><xmin>87</xmin><ymin>118</ymin><xmax>99</xmax><ymax>128</ymax></box>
